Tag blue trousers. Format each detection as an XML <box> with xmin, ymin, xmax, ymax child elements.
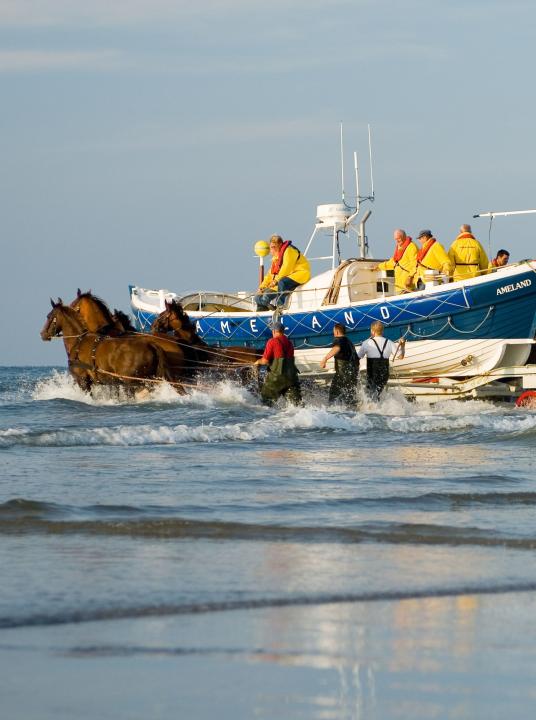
<box><xmin>255</xmin><ymin>277</ymin><xmax>300</xmax><ymax>310</ymax></box>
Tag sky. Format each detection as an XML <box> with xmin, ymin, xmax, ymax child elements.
<box><xmin>2</xmin><ymin>0</ymin><xmax>536</xmax><ymax>364</ymax></box>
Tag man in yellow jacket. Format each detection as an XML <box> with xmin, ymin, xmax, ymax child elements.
<box><xmin>410</xmin><ymin>229</ymin><xmax>453</xmax><ymax>288</ymax></box>
<box><xmin>254</xmin><ymin>235</ymin><xmax>311</xmax><ymax>310</ymax></box>
<box><xmin>374</xmin><ymin>229</ymin><xmax>418</xmax><ymax>293</ymax></box>
<box><xmin>448</xmin><ymin>224</ymin><xmax>489</xmax><ymax>282</ymax></box>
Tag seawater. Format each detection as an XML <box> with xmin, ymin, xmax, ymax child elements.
<box><xmin>1</xmin><ymin>366</ymin><xmax>536</xmax><ymax>717</ymax></box>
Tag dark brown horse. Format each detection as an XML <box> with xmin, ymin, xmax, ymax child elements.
<box><xmin>41</xmin><ymin>301</ymin><xmax>179</xmax><ymax>393</ymax></box>
<box><xmin>70</xmin><ymin>291</ymin><xmax>189</xmax><ymax>381</ymax></box>
<box><xmin>151</xmin><ymin>300</ymin><xmax>262</xmax><ymax>381</ymax></box>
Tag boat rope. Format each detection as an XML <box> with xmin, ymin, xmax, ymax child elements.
<box><xmin>447</xmin><ymin>305</ymin><xmax>495</xmax><ymax>333</ymax></box>
<box><xmin>90</xmin><ymin>368</ymin><xmax>247</xmax><ymax>392</ymax></box>
<box><xmin>51</xmin><ymin>332</ymin><xmax>258</xmax><ymax>369</ymax></box>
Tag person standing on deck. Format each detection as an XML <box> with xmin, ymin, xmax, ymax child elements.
<box><xmin>373</xmin><ymin>229</ymin><xmax>418</xmax><ymax>293</ymax></box>
<box><xmin>357</xmin><ymin>321</ymin><xmax>405</xmax><ymax>401</ymax></box>
<box><xmin>448</xmin><ymin>224</ymin><xmax>489</xmax><ymax>282</ymax></box>
<box><xmin>320</xmin><ymin>323</ymin><xmax>360</xmax><ymax>407</ymax></box>
<box><xmin>254</xmin><ymin>235</ymin><xmax>311</xmax><ymax>311</ymax></box>
<box><xmin>409</xmin><ymin>230</ymin><xmax>452</xmax><ymax>289</ymax></box>
<box><xmin>255</xmin><ymin>322</ymin><xmax>302</xmax><ymax>405</ymax></box>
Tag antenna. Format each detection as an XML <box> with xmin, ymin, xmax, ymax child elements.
<box><xmin>368</xmin><ymin>124</ymin><xmax>375</xmax><ymax>201</ymax></box>
<box><xmin>354</xmin><ymin>151</ymin><xmax>360</xmax><ymax>211</ymax></box>
<box><xmin>340</xmin><ymin>122</ymin><xmax>346</xmax><ymax>205</ymax></box>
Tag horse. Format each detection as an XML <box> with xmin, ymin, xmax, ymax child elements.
<box><xmin>70</xmin><ymin>289</ymin><xmax>125</xmax><ymax>334</ymax></box>
<box><xmin>70</xmin><ymin>290</ymin><xmax>189</xmax><ymax>381</ymax></box>
<box><xmin>40</xmin><ymin>300</ymin><xmax>180</xmax><ymax>394</ymax></box>
<box><xmin>151</xmin><ymin>299</ymin><xmax>262</xmax><ymax>384</ymax></box>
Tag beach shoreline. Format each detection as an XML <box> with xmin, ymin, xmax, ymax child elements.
<box><xmin>2</xmin><ymin>590</ymin><xmax>536</xmax><ymax>719</ymax></box>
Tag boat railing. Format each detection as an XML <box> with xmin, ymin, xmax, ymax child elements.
<box><xmin>134</xmin><ymin>260</ymin><xmax>529</xmax><ymax>314</ymax></box>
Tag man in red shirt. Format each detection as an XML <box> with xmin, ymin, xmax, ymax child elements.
<box><xmin>255</xmin><ymin>322</ymin><xmax>302</xmax><ymax>405</ymax></box>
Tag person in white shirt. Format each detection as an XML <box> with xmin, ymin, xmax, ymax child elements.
<box><xmin>357</xmin><ymin>321</ymin><xmax>405</xmax><ymax>400</ymax></box>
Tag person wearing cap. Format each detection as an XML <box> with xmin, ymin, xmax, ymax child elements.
<box><xmin>320</xmin><ymin>323</ymin><xmax>360</xmax><ymax>407</ymax></box>
<box><xmin>254</xmin><ymin>321</ymin><xmax>302</xmax><ymax>405</ymax></box>
<box><xmin>409</xmin><ymin>230</ymin><xmax>452</xmax><ymax>289</ymax></box>
<box><xmin>489</xmin><ymin>249</ymin><xmax>510</xmax><ymax>270</ymax></box>
<box><xmin>372</xmin><ymin>229</ymin><xmax>418</xmax><ymax>293</ymax></box>
<box><xmin>357</xmin><ymin>321</ymin><xmax>405</xmax><ymax>401</ymax></box>
<box><xmin>448</xmin><ymin>224</ymin><xmax>489</xmax><ymax>282</ymax></box>
<box><xmin>254</xmin><ymin>234</ymin><xmax>311</xmax><ymax>311</ymax></box>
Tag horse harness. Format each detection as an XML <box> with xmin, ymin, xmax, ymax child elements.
<box><xmin>68</xmin><ymin>333</ymin><xmax>105</xmax><ymax>373</ymax></box>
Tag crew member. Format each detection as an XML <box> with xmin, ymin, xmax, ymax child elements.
<box><xmin>409</xmin><ymin>229</ymin><xmax>452</xmax><ymax>288</ymax></box>
<box><xmin>448</xmin><ymin>224</ymin><xmax>489</xmax><ymax>281</ymax></box>
<box><xmin>255</xmin><ymin>321</ymin><xmax>302</xmax><ymax>405</ymax></box>
<box><xmin>254</xmin><ymin>235</ymin><xmax>311</xmax><ymax>311</ymax></box>
<box><xmin>320</xmin><ymin>323</ymin><xmax>359</xmax><ymax>407</ymax></box>
<box><xmin>357</xmin><ymin>321</ymin><xmax>405</xmax><ymax>401</ymax></box>
<box><xmin>373</xmin><ymin>229</ymin><xmax>418</xmax><ymax>293</ymax></box>
<box><xmin>489</xmin><ymin>249</ymin><xmax>510</xmax><ymax>270</ymax></box>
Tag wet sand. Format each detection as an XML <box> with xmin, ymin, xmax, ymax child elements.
<box><xmin>2</xmin><ymin>590</ymin><xmax>536</xmax><ymax>719</ymax></box>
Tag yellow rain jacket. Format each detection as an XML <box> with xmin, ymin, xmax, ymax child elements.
<box><xmin>378</xmin><ymin>240</ymin><xmax>418</xmax><ymax>293</ymax></box>
<box><xmin>414</xmin><ymin>238</ymin><xmax>453</xmax><ymax>285</ymax></box>
<box><xmin>448</xmin><ymin>233</ymin><xmax>489</xmax><ymax>282</ymax></box>
<box><xmin>260</xmin><ymin>243</ymin><xmax>311</xmax><ymax>290</ymax></box>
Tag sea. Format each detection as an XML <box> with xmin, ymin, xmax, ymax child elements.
<box><xmin>1</xmin><ymin>365</ymin><xmax>536</xmax><ymax>719</ymax></box>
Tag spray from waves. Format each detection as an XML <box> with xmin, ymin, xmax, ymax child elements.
<box><xmin>2</xmin><ymin>403</ymin><xmax>536</xmax><ymax>448</ymax></box>
<box><xmin>32</xmin><ymin>370</ymin><xmax>259</xmax><ymax>408</ymax></box>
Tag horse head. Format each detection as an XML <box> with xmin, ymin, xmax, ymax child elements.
<box><xmin>70</xmin><ymin>291</ymin><xmax>115</xmax><ymax>333</ymax></box>
<box><xmin>41</xmin><ymin>301</ymin><xmax>84</xmax><ymax>341</ymax></box>
<box><xmin>154</xmin><ymin>300</ymin><xmax>203</xmax><ymax>344</ymax></box>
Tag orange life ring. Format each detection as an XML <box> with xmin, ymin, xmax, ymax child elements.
<box><xmin>515</xmin><ymin>390</ymin><xmax>536</xmax><ymax>408</ymax></box>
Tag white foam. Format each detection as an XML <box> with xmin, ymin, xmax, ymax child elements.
<box><xmin>7</xmin><ymin>400</ymin><xmax>536</xmax><ymax>448</ymax></box>
<box><xmin>31</xmin><ymin>371</ymin><xmax>259</xmax><ymax>409</ymax></box>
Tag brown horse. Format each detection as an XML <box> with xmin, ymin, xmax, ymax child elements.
<box><xmin>70</xmin><ymin>291</ymin><xmax>189</xmax><ymax>381</ymax></box>
<box><xmin>70</xmin><ymin>289</ymin><xmax>125</xmax><ymax>334</ymax></box>
<box><xmin>151</xmin><ymin>300</ymin><xmax>261</xmax><ymax>382</ymax></box>
<box><xmin>41</xmin><ymin>301</ymin><xmax>179</xmax><ymax>393</ymax></box>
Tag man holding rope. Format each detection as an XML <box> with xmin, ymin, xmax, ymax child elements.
<box><xmin>255</xmin><ymin>321</ymin><xmax>302</xmax><ymax>405</ymax></box>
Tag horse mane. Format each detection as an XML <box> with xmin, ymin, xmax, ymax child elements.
<box><xmin>113</xmin><ymin>309</ymin><xmax>136</xmax><ymax>332</ymax></box>
<box><xmin>75</xmin><ymin>291</ymin><xmax>114</xmax><ymax>322</ymax></box>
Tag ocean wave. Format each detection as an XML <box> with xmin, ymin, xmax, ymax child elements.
<box><xmin>3</xmin><ymin>488</ymin><xmax>533</xmax><ymax>522</ymax></box>
<box><xmin>2</xmin><ymin>581</ymin><xmax>536</xmax><ymax>629</ymax></box>
<box><xmin>2</xmin><ymin>402</ymin><xmax>536</xmax><ymax>448</ymax></box>
<box><xmin>1</xmin><ymin>507</ymin><xmax>536</xmax><ymax>551</ymax></box>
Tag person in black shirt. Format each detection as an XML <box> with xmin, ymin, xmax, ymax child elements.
<box><xmin>320</xmin><ymin>323</ymin><xmax>359</xmax><ymax>407</ymax></box>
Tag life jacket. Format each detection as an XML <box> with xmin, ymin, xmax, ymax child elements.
<box><xmin>393</xmin><ymin>237</ymin><xmax>412</xmax><ymax>263</ymax></box>
<box><xmin>416</xmin><ymin>238</ymin><xmax>437</xmax><ymax>269</ymax></box>
<box><xmin>366</xmin><ymin>337</ymin><xmax>390</xmax><ymax>395</ymax></box>
<box><xmin>270</xmin><ymin>241</ymin><xmax>299</xmax><ymax>276</ymax></box>
<box><xmin>392</xmin><ymin>237</ymin><xmax>413</xmax><ymax>272</ymax></box>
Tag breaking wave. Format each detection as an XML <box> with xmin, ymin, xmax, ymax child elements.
<box><xmin>2</xmin><ymin>403</ymin><xmax>536</xmax><ymax>448</ymax></box>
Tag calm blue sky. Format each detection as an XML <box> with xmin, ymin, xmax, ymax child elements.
<box><xmin>2</xmin><ymin>0</ymin><xmax>535</xmax><ymax>364</ymax></box>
